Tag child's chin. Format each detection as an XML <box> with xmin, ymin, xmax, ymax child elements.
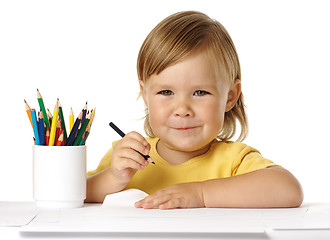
<box><xmin>168</xmin><ymin>139</ymin><xmax>207</xmax><ymax>152</ymax></box>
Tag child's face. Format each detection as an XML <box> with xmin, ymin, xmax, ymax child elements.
<box><xmin>140</xmin><ymin>51</ymin><xmax>240</xmax><ymax>153</ymax></box>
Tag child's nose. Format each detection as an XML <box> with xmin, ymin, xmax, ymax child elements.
<box><xmin>174</xmin><ymin>99</ymin><xmax>193</xmax><ymax>117</ymax></box>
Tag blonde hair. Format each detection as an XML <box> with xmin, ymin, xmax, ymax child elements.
<box><xmin>137</xmin><ymin>11</ymin><xmax>248</xmax><ymax>142</ymax></box>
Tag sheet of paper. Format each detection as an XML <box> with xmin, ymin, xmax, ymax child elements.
<box><xmin>21</xmin><ymin>191</ymin><xmax>265</xmax><ymax>234</ymax></box>
<box><xmin>0</xmin><ymin>202</ymin><xmax>39</xmax><ymax>227</ymax></box>
<box><xmin>266</xmin><ymin>203</ymin><xmax>330</xmax><ymax>230</ymax></box>
<box><xmin>21</xmin><ymin>204</ymin><xmax>264</xmax><ymax>233</ymax></box>
<box><xmin>102</xmin><ymin>188</ymin><xmax>148</xmax><ymax>208</ymax></box>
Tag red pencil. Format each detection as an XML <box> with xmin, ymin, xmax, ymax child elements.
<box><xmin>56</xmin><ymin>130</ymin><xmax>64</xmax><ymax>146</ymax></box>
<box><xmin>55</xmin><ymin>118</ymin><xmax>61</xmax><ymax>144</ymax></box>
<box><xmin>45</xmin><ymin>126</ymin><xmax>50</xmax><ymax>146</ymax></box>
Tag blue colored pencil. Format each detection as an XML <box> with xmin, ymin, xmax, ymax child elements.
<box><xmin>38</xmin><ymin>111</ymin><xmax>46</xmax><ymax>145</ymax></box>
<box><xmin>80</xmin><ymin>102</ymin><xmax>88</xmax><ymax>128</ymax></box>
<box><xmin>65</xmin><ymin>112</ymin><xmax>82</xmax><ymax>146</ymax></box>
<box><xmin>30</xmin><ymin>109</ymin><xmax>40</xmax><ymax>145</ymax></box>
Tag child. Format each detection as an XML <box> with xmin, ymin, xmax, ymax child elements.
<box><xmin>86</xmin><ymin>11</ymin><xmax>303</xmax><ymax>209</ymax></box>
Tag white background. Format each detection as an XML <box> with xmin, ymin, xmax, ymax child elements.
<box><xmin>0</xmin><ymin>0</ymin><xmax>329</xmax><ymax>203</ymax></box>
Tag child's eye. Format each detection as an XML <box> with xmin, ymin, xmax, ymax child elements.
<box><xmin>193</xmin><ymin>90</ymin><xmax>210</xmax><ymax>96</ymax></box>
<box><xmin>157</xmin><ymin>90</ymin><xmax>174</xmax><ymax>96</ymax></box>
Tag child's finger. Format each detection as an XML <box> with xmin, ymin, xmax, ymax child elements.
<box><xmin>122</xmin><ymin>133</ymin><xmax>151</xmax><ymax>157</ymax></box>
<box><xmin>119</xmin><ymin>148</ymin><xmax>149</xmax><ymax>168</ymax></box>
<box><xmin>159</xmin><ymin>199</ymin><xmax>181</xmax><ymax>210</ymax></box>
<box><xmin>136</xmin><ymin>192</ymin><xmax>174</xmax><ymax>209</ymax></box>
<box><xmin>120</xmin><ymin>157</ymin><xmax>147</xmax><ymax>170</ymax></box>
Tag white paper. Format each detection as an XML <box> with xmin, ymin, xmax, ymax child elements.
<box><xmin>102</xmin><ymin>189</ymin><xmax>148</xmax><ymax>208</ymax></box>
<box><xmin>0</xmin><ymin>202</ymin><xmax>39</xmax><ymax>227</ymax></box>
<box><xmin>267</xmin><ymin>203</ymin><xmax>330</xmax><ymax>230</ymax></box>
<box><xmin>21</xmin><ymin>204</ymin><xmax>264</xmax><ymax>233</ymax></box>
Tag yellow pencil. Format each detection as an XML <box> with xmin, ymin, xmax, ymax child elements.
<box><xmin>69</xmin><ymin>107</ymin><xmax>74</xmax><ymax>131</ymax></box>
<box><xmin>48</xmin><ymin>100</ymin><xmax>59</xmax><ymax>146</ymax></box>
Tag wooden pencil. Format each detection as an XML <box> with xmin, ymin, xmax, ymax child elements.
<box><xmin>73</xmin><ymin>112</ymin><xmax>91</xmax><ymax>146</ymax></box>
<box><xmin>45</xmin><ymin>126</ymin><xmax>50</xmax><ymax>146</ymax></box>
<box><xmin>56</xmin><ymin>130</ymin><xmax>64</xmax><ymax>146</ymax></box>
<box><xmin>30</xmin><ymin>109</ymin><xmax>40</xmax><ymax>145</ymax></box>
<box><xmin>37</xmin><ymin>89</ymin><xmax>51</xmax><ymax>129</ymax></box>
<box><xmin>48</xmin><ymin>100</ymin><xmax>59</xmax><ymax>146</ymax></box>
<box><xmin>80</xmin><ymin>101</ymin><xmax>88</xmax><ymax>128</ymax></box>
<box><xmin>57</xmin><ymin>99</ymin><xmax>68</xmax><ymax>142</ymax></box>
<box><xmin>86</xmin><ymin>107</ymin><xmax>96</xmax><ymax>129</ymax></box>
<box><xmin>69</xmin><ymin>107</ymin><xmax>74</xmax><ymax>131</ymax></box>
<box><xmin>55</xmin><ymin>118</ymin><xmax>61</xmax><ymax>145</ymax></box>
<box><xmin>65</xmin><ymin>111</ymin><xmax>82</xmax><ymax>146</ymax></box>
<box><xmin>38</xmin><ymin>111</ymin><xmax>46</xmax><ymax>145</ymax></box>
<box><xmin>81</xmin><ymin>124</ymin><xmax>91</xmax><ymax>145</ymax></box>
<box><xmin>24</xmin><ymin>99</ymin><xmax>33</xmax><ymax>128</ymax></box>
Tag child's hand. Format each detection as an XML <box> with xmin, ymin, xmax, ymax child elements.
<box><xmin>134</xmin><ymin>182</ymin><xmax>205</xmax><ymax>210</ymax></box>
<box><xmin>110</xmin><ymin>131</ymin><xmax>151</xmax><ymax>186</ymax></box>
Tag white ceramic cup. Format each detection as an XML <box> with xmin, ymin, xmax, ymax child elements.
<box><xmin>33</xmin><ymin>145</ymin><xmax>86</xmax><ymax>208</ymax></box>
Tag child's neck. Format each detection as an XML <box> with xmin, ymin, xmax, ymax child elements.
<box><xmin>156</xmin><ymin>140</ymin><xmax>212</xmax><ymax>165</ymax></box>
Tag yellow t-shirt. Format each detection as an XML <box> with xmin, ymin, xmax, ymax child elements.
<box><xmin>87</xmin><ymin>138</ymin><xmax>278</xmax><ymax>195</ymax></box>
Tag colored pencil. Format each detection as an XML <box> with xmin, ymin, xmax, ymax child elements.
<box><xmin>24</xmin><ymin>99</ymin><xmax>33</xmax><ymax>128</ymax></box>
<box><xmin>37</xmin><ymin>89</ymin><xmax>51</xmax><ymax>129</ymax></box>
<box><xmin>80</xmin><ymin>102</ymin><xmax>88</xmax><ymax>128</ymax></box>
<box><xmin>86</xmin><ymin>107</ymin><xmax>96</xmax><ymax>129</ymax></box>
<box><xmin>69</xmin><ymin>107</ymin><xmax>74</xmax><ymax>131</ymax></box>
<box><xmin>38</xmin><ymin>111</ymin><xmax>46</xmax><ymax>145</ymax></box>
<box><xmin>45</xmin><ymin>126</ymin><xmax>50</xmax><ymax>146</ymax></box>
<box><xmin>55</xmin><ymin>118</ymin><xmax>61</xmax><ymax>145</ymax></box>
<box><xmin>56</xmin><ymin>130</ymin><xmax>64</xmax><ymax>146</ymax></box>
<box><xmin>81</xmin><ymin>124</ymin><xmax>91</xmax><ymax>145</ymax></box>
<box><xmin>57</xmin><ymin>99</ymin><xmax>68</xmax><ymax>142</ymax></box>
<box><xmin>73</xmin><ymin>112</ymin><xmax>91</xmax><ymax>146</ymax></box>
<box><xmin>48</xmin><ymin>101</ymin><xmax>59</xmax><ymax>146</ymax></box>
<box><xmin>65</xmin><ymin>111</ymin><xmax>82</xmax><ymax>146</ymax></box>
<box><xmin>109</xmin><ymin>122</ymin><xmax>154</xmax><ymax>164</ymax></box>
<box><xmin>30</xmin><ymin>109</ymin><xmax>40</xmax><ymax>145</ymax></box>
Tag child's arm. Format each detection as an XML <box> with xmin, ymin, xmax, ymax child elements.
<box><xmin>135</xmin><ymin>166</ymin><xmax>303</xmax><ymax>209</ymax></box>
<box><xmin>85</xmin><ymin>131</ymin><xmax>151</xmax><ymax>203</ymax></box>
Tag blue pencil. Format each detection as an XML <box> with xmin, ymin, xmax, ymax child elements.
<box><xmin>38</xmin><ymin>111</ymin><xmax>45</xmax><ymax>145</ymax></box>
<box><xmin>30</xmin><ymin>109</ymin><xmax>40</xmax><ymax>145</ymax></box>
<box><xmin>65</xmin><ymin>112</ymin><xmax>82</xmax><ymax>146</ymax></box>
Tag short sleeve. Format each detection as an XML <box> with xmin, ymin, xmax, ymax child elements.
<box><xmin>87</xmin><ymin>142</ymin><xmax>116</xmax><ymax>177</ymax></box>
<box><xmin>232</xmin><ymin>146</ymin><xmax>278</xmax><ymax>176</ymax></box>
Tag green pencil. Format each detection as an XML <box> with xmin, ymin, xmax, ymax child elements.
<box><xmin>72</xmin><ymin>112</ymin><xmax>91</xmax><ymax>146</ymax></box>
<box><xmin>37</xmin><ymin>89</ymin><xmax>51</xmax><ymax>129</ymax></box>
<box><xmin>57</xmin><ymin>99</ymin><xmax>68</xmax><ymax>142</ymax></box>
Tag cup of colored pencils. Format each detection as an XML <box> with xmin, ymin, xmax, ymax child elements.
<box><xmin>24</xmin><ymin>89</ymin><xmax>95</xmax><ymax>146</ymax></box>
<box><xmin>25</xmin><ymin>89</ymin><xmax>95</xmax><ymax>208</ymax></box>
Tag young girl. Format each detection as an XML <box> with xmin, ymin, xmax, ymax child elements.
<box><xmin>86</xmin><ymin>11</ymin><xmax>303</xmax><ymax>209</ymax></box>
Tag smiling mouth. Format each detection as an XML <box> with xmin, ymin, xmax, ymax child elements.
<box><xmin>174</xmin><ymin>127</ymin><xmax>198</xmax><ymax>131</ymax></box>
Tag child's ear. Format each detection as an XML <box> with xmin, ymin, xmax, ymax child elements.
<box><xmin>225</xmin><ymin>79</ymin><xmax>241</xmax><ymax>112</ymax></box>
<box><xmin>139</xmin><ymin>80</ymin><xmax>148</xmax><ymax>105</ymax></box>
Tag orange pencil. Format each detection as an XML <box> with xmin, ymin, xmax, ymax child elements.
<box><xmin>45</xmin><ymin>126</ymin><xmax>50</xmax><ymax>146</ymax></box>
<box><xmin>56</xmin><ymin>130</ymin><xmax>64</xmax><ymax>146</ymax></box>
<box><xmin>86</xmin><ymin>107</ymin><xmax>96</xmax><ymax>129</ymax></box>
<box><xmin>24</xmin><ymin>99</ymin><xmax>33</xmax><ymax>127</ymax></box>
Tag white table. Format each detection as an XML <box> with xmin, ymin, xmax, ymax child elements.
<box><xmin>1</xmin><ymin>202</ymin><xmax>330</xmax><ymax>240</ymax></box>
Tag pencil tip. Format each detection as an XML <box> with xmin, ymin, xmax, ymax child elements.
<box><xmin>24</xmin><ymin>99</ymin><xmax>26</xmax><ymax>103</ymax></box>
